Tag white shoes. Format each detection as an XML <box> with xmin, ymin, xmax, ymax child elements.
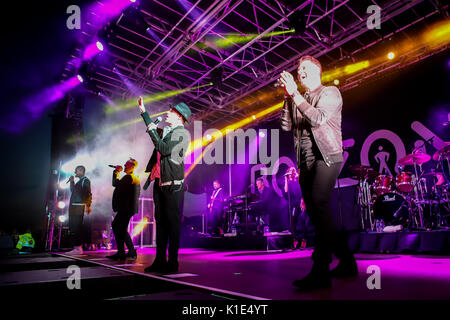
<box><xmin>66</xmin><ymin>246</ymin><xmax>84</xmax><ymax>255</ymax></box>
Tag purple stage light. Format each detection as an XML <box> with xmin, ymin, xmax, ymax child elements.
<box><xmin>176</xmin><ymin>0</ymin><xmax>203</xmax><ymax>22</ymax></box>
<box><xmin>96</xmin><ymin>41</ymin><xmax>104</xmax><ymax>51</ymax></box>
<box><xmin>83</xmin><ymin>41</ymin><xmax>104</xmax><ymax>60</ymax></box>
<box><xmin>77</xmin><ymin>74</ymin><xmax>84</xmax><ymax>83</ymax></box>
<box><xmin>113</xmin><ymin>67</ymin><xmax>142</xmax><ymax>96</ymax></box>
<box><xmin>0</xmin><ymin>76</ymin><xmax>84</xmax><ymax>132</ymax></box>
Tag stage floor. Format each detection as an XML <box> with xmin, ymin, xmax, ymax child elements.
<box><xmin>56</xmin><ymin>248</ymin><xmax>450</xmax><ymax>300</ymax></box>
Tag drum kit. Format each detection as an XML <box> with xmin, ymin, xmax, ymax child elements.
<box><xmin>352</xmin><ymin>145</ymin><xmax>450</xmax><ymax>232</ymax></box>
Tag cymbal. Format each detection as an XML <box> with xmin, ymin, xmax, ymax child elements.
<box><xmin>398</xmin><ymin>152</ymin><xmax>431</xmax><ymax>166</ymax></box>
<box><xmin>349</xmin><ymin>165</ymin><xmax>378</xmax><ymax>179</ymax></box>
<box><xmin>422</xmin><ymin>170</ymin><xmax>442</xmax><ymax>177</ymax></box>
<box><xmin>433</xmin><ymin>143</ymin><xmax>450</xmax><ymax>161</ymax></box>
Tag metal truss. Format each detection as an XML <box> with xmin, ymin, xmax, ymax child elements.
<box><xmin>62</xmin><ymin>0</ymin><xmax>449</xmax><ymax>126</ymax></box>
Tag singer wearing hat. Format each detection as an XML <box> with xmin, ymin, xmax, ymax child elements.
<box><xmin>137</xmin><ymin>97</ymin><xmax>191</xmax><ymax>273</ymax></box>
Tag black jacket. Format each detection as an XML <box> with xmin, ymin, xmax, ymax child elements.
<box><xmin>69</xmin><ymin>176</ymin><xmax>92</xmax><ymax>206</ymax></box>
<box><xmin>112</xmin><ymin>173</ymin><xmax>140</xmax><ymax>214</ymax></box>
<box><xmin>210</xmin><ymin>188</ymin><xmax>225</xmax><ymax>215</ymax></box>
<box><xmin>141</xmin><ymin>112</ymin><xmax>190</xmax><ymax>189</ymax></box>
<box><xmin>281</xmin><ymin>85</ymin><xmax>343</xmax><ymax>167</ymax></box>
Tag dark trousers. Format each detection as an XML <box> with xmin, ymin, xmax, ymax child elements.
<box><xmin>291</xmin><ymin>206</ymin><xmax>311</xmax><ymax>236</ymax></box>
<box><xmin>208</xmin><ymin>209</ymin><xmax>224</xmax><ymax>235</ymax></box>
<box><xmin>69</xmin><ymin>205</ymin><xmax>85</xmax><ymax>247</ymax></box>
<box><xmin>112</xmin><ymin>212</ymin><xmax>135</xmax><ymax>254</ymax></box>
<box><xmin>299</xmin><ymin>160</ymin><xmax>353</xmax><ymax>266</ymax></box>
<box><xmin>153</xmin><ymin>179</ymin><xmax>184</xmax><ymax>266</ymax></box>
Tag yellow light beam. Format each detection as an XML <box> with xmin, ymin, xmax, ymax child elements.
<box><xmin>67</xmin><ymin>110</ymin><xmax>168</xmax><ymax>144</ymax></box>
<box><xmin>212</xmin><ymin>29</ymin><xmax>295</xmax><ymax>48</ymax></box>
<box><xmin>131</xmin><ymin>217</ymin><xmax>149</xmax><ymax>238</ymax></box>
<box><xmin>322</xmin><ymin>60</ymin><xmax>370</xmax><ymax>83</ymax></box>
<box><xmin>184</xmin><ymin>101</ymin><xmax>284</xmax><ymax>176</ymax></box>
<box><xmin>105</xmin><ymin>83</ymin><xmax>213</xmax><ymax>114</ymax></box>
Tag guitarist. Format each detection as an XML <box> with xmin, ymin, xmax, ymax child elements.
<box><xmin>207</xmin><ymin>180</ymin><xmax>225</xmax><ymax>235</ymax></box>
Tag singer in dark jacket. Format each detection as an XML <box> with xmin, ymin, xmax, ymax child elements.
<box><xmin>138</xmin><ymin>97</ymin><xmax>191</xmax><ymax>273</ymax></box>
<box><xmin>107</xmin><ymin>158</ymin><xmax>140</xmax><ymax>260</ymax></box>
<box><xmin>278</xmin><ymin>55</ymin><xmax>356</xmax><ymax>291</ymax></box>
<box><xmin>67</xmin><ymin>165</ymin><xmax>92</xmax><ymax>255</ymax></box>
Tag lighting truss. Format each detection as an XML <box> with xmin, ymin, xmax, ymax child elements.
<box><xmin>62</xmin><ymin>0</ymin><xmax>449</xmax><ymax>127</ymax></box>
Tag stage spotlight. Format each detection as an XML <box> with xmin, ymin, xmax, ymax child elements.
<box><xmin>130</xmin><ymin>0</ymin><xmax>136</xmax><ymax>2</ymax></box>
<box><xmin>333</xmin><ymin>79</ymin><xmax>340</xmax><ymax>85</ymax></box>
<box><xmin>252</xmin><ymin>115</ymin><xmax>256</xmax><ymax>120</ymax></box>
<box><xmin>96</xmin><ymin>41</ymin><xmax>104</xmax><ymax>51</ymax></box>
<box><xmin>259</xmin><ymin>131</ymin><xmax>265</xmax><ymax>138</ymax></box>
<box><xmin>77</xmin><ymin>75</ymin><xmax>84</xmax><ymax>83</ymax></box>
<box><xmin>206</xmin><ymin>134</ymin><xmax>212</xmax><ymax>141</ymax></box>
<box><xmin>83</xmin><ymin>41</ymin><xmax>105</xmax><ymax>60</ymax></box>
<box><xmin>387</xmin><ymin>52</ymin><xmax>395</xmax><ymax>60</ymax></box>
<box><xmin>57</xmin><ymin>201</ymin><xmax>66</xmax><ymax>209</ymax></box>
<box><xmin>58</xmin><ymin>215</ymin><xmax>67</xmax><ymax>223</ymax></box>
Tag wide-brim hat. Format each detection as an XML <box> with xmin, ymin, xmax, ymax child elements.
<box><xmin>170</xmin><ymin>102</ymin><xmax>191</xmax><ymax>124</ymax></box>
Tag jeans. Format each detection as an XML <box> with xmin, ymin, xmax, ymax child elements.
<box><xmin>153</xmin><ymin>179</ymin><xmax>184</xmax><ymax>266</ymax></box>
<box><xmin>69</xmin><ymin>205</ymin><xmax>85</xmax><ymax>247</ymax></box>
<box><xmin>299</xmin><ymin>160</ymin><xmax>353</xmax><ymax>265</ymax></box>
<box><xmin>112</xmin><ymin>212</ymin><xmax>135</xmax><ymax>254</ymax></box>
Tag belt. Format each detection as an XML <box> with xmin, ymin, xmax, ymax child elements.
<box><xmin>160</xmin><ymin>179</ymin><xmax>184</xmax><ymax>186</ymax></box>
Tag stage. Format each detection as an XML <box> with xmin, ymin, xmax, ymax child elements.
<box><xmin>2</xmin><ymin>247</ymin><xmax>449</xmax><ymax>301</ymax></box>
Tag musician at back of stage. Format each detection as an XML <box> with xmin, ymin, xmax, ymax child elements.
<box><xmin>207</xmin><ymin>180</ymin><xmax>225</xmax><ymax>235</ymax></box>
<box><xmin>283</xmin><ymin>167</ymin><xmax>308</xmax><ymax>247</ymax></box>
<box><xmin>254</xmin><ymin>177</ymin><xmax>273</xmax><ymax>228</ymax></box>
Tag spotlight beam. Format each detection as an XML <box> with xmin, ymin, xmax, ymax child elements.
<box><xmin>105</xmin><ymin>83</ymin><xmax>213</xmax><ymax>114</ymax></box>
<box><xmin>67</xmin><ymin>110</ymin><xmax>168</xmax><ymax>144</ymax></box>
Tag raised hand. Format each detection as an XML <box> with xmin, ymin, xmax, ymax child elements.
<box><xmin>138</xmin><ymin>96</ymin><xmax>146</xmax><ymax>113</ymax></box>
<box><xmin>279</xmin><ymin>71</ymin><xmax>298</xmax><ymax>96</ymax></box>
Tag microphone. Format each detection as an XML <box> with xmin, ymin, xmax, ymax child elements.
<box><xmin>109</xmin><ymin>165</ymin><xmax>123</xmax><ymax>172</ymax></box>
<box><xmin>66</xmin><ymin>176</ymin><xmax>73</xmax><ymax>184</ymax></box>
<box><xmin>154</xmin><ymin>116</ymin><xmax>162</xmax><ymax>125</ymax></box>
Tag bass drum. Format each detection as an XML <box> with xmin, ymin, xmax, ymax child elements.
<box><xmin>373</xmin><ymin>192</ymin><xmax>409</xmax><ymax>226</ymax></box>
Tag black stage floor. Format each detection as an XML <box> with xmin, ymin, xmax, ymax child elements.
<box><xmin>18</xmin><ymin>248</ymin><xmax>450</xmax><ymax>300</ymax></box>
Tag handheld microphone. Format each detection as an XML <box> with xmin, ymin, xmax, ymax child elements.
<box><xmin>154</xmin><ymin>116</ymin><xmax>162</xmax><ymax>125</ymax></box>
<box><xmin>108</xmin><ymin>165</ymin><xmax>117</xmax><ymax>168</ymax></box>
<box><xmin>66</xmin><ymin>176</ymin><xmax>73</xmax><ymax>184</ymax></box>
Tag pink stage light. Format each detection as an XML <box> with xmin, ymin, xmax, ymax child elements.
<box><xmin>83</xmin><ymin>41</ymin><xmax>104</xmax><ymax>60</ymax></box>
